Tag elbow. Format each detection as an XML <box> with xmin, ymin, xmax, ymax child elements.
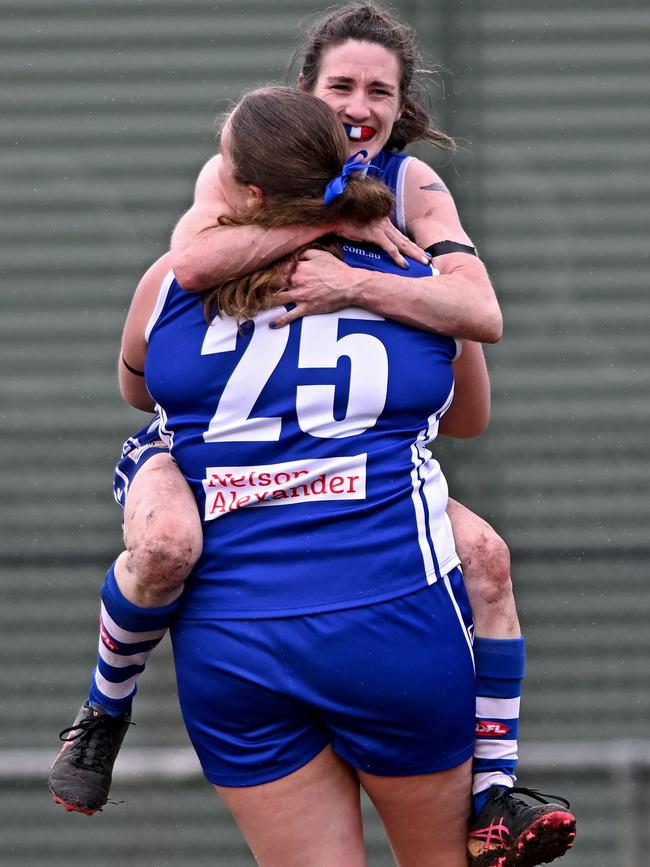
<box><xmin>450</xmin><ymin>414</ymin><xmax>490</xmax><ymax>439</ymax></box>
<box><xmin>481</xmin><ymin>305</ymin><xmax>503</xmax><ymax>344</ymax></box>
<box><xmin>129</xmin><ymin>396</ymin><xmax>156</xmax><ymax>413</ymax></box>
<box><xmin>119</xmin><ymin>378</ymin><xmax>155</xmax><ymax>413</ymax></box>
<box><xmin>120</xmin><ymin>388</ymin><xmax>154</xmax><ymax>413</ymax></box>
<box><xmin>171</xmin><ymin>250</ymin><xmax>211</xmax><ymax>293</ymax></box>
<box><xmin>465</xmin><ymin>413</ymin><xmax>491</xmax><ymax>438</ymax></box>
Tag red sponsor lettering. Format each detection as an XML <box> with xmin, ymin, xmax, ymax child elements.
<box><xmin>210</xmin><ymin>491</ymin><xmax>226</xmax><ymax>514</ymax></box>
<box><xmin>310</xmin><ymin>474</ymin><xmax>328</xmax><ymax>495</ymax></box>
<box><xmin>205</xmin><ymin>458</ymin><xmax>365</xmax><ymax>519</ymax></box>
<box><xmin>100</xmin><ymin>618</ymin><xmax>118</xmax><ymax>652</ymax></box>
<box><xmin>209</xmin><ymin>490</ymin><xmax>255</xmax><ymax>512</ymax></box>
<box><xmin>207</xmin><ymin>472</ymin><xmax>231</xmax><ymax>488</ymax></box>
<box><xmin>475</xmin><ymin>720</ymin><xmax>510</xmax><ymax>737</ymax></box>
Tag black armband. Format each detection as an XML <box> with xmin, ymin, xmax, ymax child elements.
<box><xmin>121</xmin><ymin>355</ymin><xmax>145</xmax><ymax>377</ymax></box>
<box><xmin>425</xmin><ymin>241</ymin><xmax>478</xmax><ymax>258</ymax></box>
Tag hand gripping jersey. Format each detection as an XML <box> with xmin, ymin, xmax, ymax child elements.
<box><xmin>144</xmin><ymin>238</ymin><xmax>461</xmax><ymax>618</ymax></box>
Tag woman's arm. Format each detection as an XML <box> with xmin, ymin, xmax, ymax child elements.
<box><xmin>438</xmin><ymin>341</ymin><xmax>491</xmax><ymax>438</ymax></box>
<box><xmin>118</xmin><ymin>252</ymin><xmax>174</xmax><ymax>411</ymax></box>
<box><xmin>170</xmin><ymin>156</ymin><xmax>428</xmax><ymax>291</ymax></box>
<box><xmin>170</xmin><ymin>157</ymin><xmax>327</xmax><ymax>291</ymax></box>
<box><xmin>269</xmin><ymin>159</ymin><xmax>502</xmax><ymax>343</ymax></box>
<box><xmin>402</xmin><ymin>159</ymin><xmax>502</xmax><ymax>341</ymax></box>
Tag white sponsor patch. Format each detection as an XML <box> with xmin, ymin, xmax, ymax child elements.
<box><xmin>203</xmin><ymin>454</ymin><xmax>367</xmax><ymax>519</ymax></box>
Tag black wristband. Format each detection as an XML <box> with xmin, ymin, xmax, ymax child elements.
<box><xmin>122</xmin><ymin>355</ymin><xmax>145</xmax><ymax>377</ymax></box>
<box><xmin>425</xmin><ymin>241</ymin><xmax>478</xmax><ymax>258</ymax></box>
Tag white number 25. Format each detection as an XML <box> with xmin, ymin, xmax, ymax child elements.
<box><xmin>201</xmin><ymin>308</ymin><xmax>388</xmax><ymax>441</ymax></box>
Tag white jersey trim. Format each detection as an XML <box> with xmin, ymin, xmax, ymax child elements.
<box><xmin>156</xmin><ymin>404</ymin><xmax>175</xmax><ymax>453</ymax></box>
<box><xmin>395</xmin><ymin>155</ymin><xmax>413</xmax><ymax>234</ymax></box>
<box><xmin>145</xmin><ymin>269</ymin><xmax>175</xmax><ymax>343</ymax></box>
<box><xmin>408</xmin><ymin>391</ymin><xmax>460</xmax><ymax>584</ymax></box>
<box><xmin>443</xmin><ymin>571</ymin><xmax>476</xmax><ymax>672</ymax></box>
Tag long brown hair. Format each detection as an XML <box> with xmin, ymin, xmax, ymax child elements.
<box><xmin>205</xmin><ymin>238</ymin><xmax>342</xmax><ymax>324</ymax></box>
<box><xmin>298</xmin><ymin>2</ymin><xmax>454</xmax><ymax>152</ymax></box>
<box><xmin>203</xmin><ymin>86</ymin><xmax>393</xmax><ymax>322</ymax></box>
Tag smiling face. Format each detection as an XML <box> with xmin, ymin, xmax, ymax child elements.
<box><xmin>307</xmin><ymin>40</ymin><xmax>403</xmax><ymax>159</ymax></box>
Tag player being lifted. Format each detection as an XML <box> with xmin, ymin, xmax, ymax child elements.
<box><xmin>49</xmin><ymin>5</ymin><xmax>575</xmax><ymax>866</ymax></box>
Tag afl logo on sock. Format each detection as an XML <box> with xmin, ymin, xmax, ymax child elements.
<box><xmin>475</xmin><ymin>720</ymin><xmax>510</xmax><ymax>737</ymax></box>
<box><xmin>100</xmin><ymin>617</ymin><xmax>119</xmax><ymax>652</ymax></box>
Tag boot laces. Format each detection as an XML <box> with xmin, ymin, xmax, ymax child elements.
<box><xmin>58</xmin><ymin>714</ymin><xmax>131</xmax><ymax>771</ymax></box>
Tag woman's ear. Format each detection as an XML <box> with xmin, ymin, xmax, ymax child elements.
<box><xmin>297</xmin><ymin>72</ymin><xmax>308</xmax><ymax>91</ymax></box>
<box><xmin>246</xmin><ymin>185</ymin><xmax>265</xmax><ymax>209</ymax></box>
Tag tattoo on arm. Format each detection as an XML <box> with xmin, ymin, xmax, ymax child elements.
<box><xmin>419</xmin><ymin>182</ymin><xmax>449</xmax><ymax>193</ymax></box>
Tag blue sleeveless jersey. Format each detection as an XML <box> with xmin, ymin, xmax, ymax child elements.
<box><xmin>369</xmin><ymin>149</ymin><xmax>412</xmax><ymax>232</ymax></box>
<box><xmin>144</xmin><ymin>234</ymin><xmax>461</xmax><ymax>618</ymax></box>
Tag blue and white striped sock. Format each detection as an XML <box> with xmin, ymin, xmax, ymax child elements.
<box><xmin>88</xmin><ymin>563</ymin><xmax>181</xmax><ymax>717</ymax></box>
<box><xmin>472</xmin><ymin>636</ymin><xmax>526</xmax><ymax>815</ymax></box>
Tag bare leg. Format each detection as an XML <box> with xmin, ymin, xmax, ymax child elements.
<box><xmin>359</xmin><ymin>759</ymin><xmax>472</xmax><ymax>867</ymax></box>
<box><xmin>117</xmin><ymin>453</ymin><xmax>203</xmax><ymax>607</ymax></box>
<box><xmin>447</xmin><ymin>497</ymin><xmax>520</xmax><ymax>639</ymax></box>
<box><xmin>49</xmin><ymin>453</ymin><xmax>204</xmax><ymax>814</ymax></box>
<box><xmin>216</xmin><ymin>746</ymin><xmax>366</xmax><ymax>867</ymax></box>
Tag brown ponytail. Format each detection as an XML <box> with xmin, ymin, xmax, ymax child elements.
<box><xmin>201</xmin><ymin>86</ymin><xmax>393</xmax><ymax>323</ymax></box>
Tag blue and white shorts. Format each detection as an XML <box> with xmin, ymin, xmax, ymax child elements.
<box><xmin>171</xmin><ymin>567</ymin><xmax>476</xmax><ymax>787</ymax></box>
<box><xmin>113</xmin><ymin>415</ymin><xmax>170</xmax><ymax>509</ymax></box>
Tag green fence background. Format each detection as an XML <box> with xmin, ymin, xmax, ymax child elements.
<box><xmin>1</xmin><ymin>2</ymin><xmax>648</xmax><ymax>865</ymax></box>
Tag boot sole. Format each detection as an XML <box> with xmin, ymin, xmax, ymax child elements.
<box><xmin>497</xmin><ymin>809</ymin><xmax>577</xmax><ymax>867</ymax></box>
<box><xmin>50</xmin><ymin>788</ymin><xmax>102</xmax><ymax>816</ymax></box>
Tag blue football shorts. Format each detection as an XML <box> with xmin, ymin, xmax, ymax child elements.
<box><xmin>113</xmin><ymin>416</ymin><xmax>170</xmax><ymax>508</ymax></box>
<box><xmin>171</xmin><ymin>567</ymin><xmax>476</xmax><ymax>787</ymax></box>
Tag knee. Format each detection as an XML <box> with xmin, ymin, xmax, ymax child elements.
<box><xmin>127</xmin><ymin>513</ymin><xmax>202</xmax><ymax>594</ymax></box>
<box><xmin>462</xmin><ymin>528</ymin><xmax>512</xmax><ymax>602</ymax></box>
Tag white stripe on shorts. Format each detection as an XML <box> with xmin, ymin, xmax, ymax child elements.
<box><xmin>443</xmin><ymin>571</ymin><xmax>475</xmax><ymax>672</ymax></box>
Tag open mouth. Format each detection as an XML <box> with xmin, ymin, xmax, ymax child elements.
<box><xmin>344</xmin><ymin>125</ymin><xmax>376</xmax><ymax>143</ymax></box>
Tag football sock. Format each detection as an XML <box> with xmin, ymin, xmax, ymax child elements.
<box><xmin>88</xmin><ymin>562</ymin><xmax>181</xmax><ymax>717</ymax></box>
<box><xmin>472</xmin><ymin>636</ymin><xmax>526</xmax><ymax>815</ymax></box>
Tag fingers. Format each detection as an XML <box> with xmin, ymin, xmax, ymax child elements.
<box><xmin>270</xmin><ymin>303</ymin><xmax>308</xmax><ymax>329</ymax></box>
<box><xmin>384</xmin><ymin>226</ymin><xmax>429</xmax><ymax>265</ymax></box>
<box><xmin>297</xmin><ymin>249</ymin><xmax>326</xmax><ymax>261</ymax></box>
<box><xmin>372</xmin><ymin>236</ymin><xmax>408</xmax><ymax>269</ymax></box>
<box><xmin>396</xmin><ymin>236</ymin><xmax>430</xmax><ymax>265</ymax></box>
<box><xmin>335</xmin><ymin>217</ymin><xmax>429</xmax><ymax>268</ymax></box>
